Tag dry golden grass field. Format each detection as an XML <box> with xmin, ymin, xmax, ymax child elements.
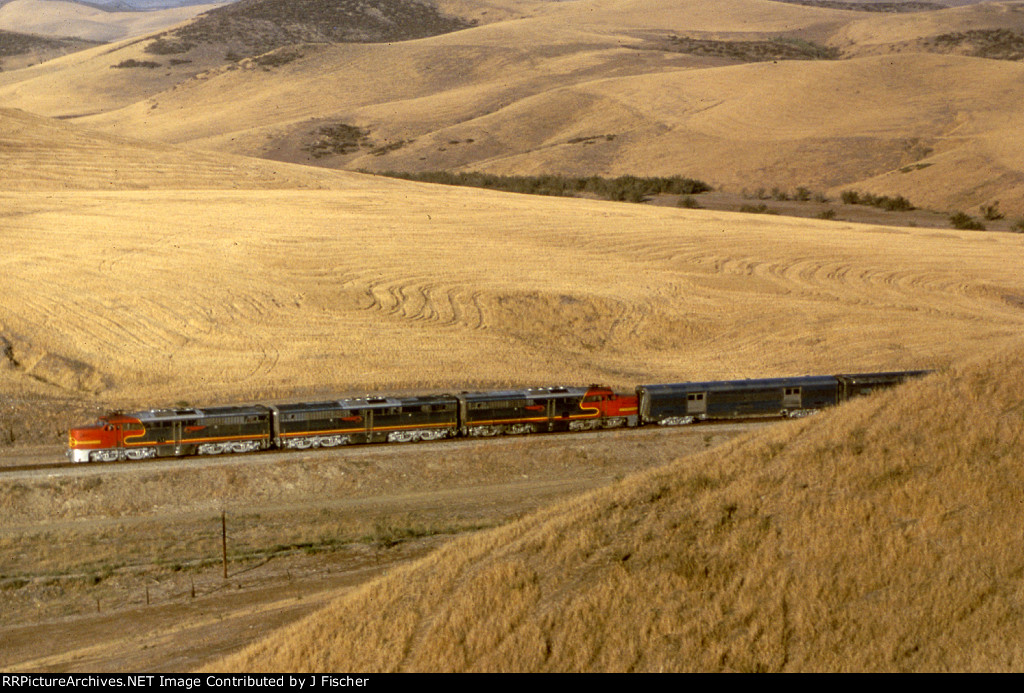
<box><xmin>1</xmin><ymin>0</ymin><xmax>1023</xmax><ymax>214</ymax></box>
<box><xmin>213</xmin><ymin>345</ymin><xmax>1024</xmax><ymax>672</ymax></box>
<box><xmin>2</xmin><ymin>0</ymin><xmax>1024</xmax><ymax>673</ymax></box>
<box><xmin>3</xmin><ymin>142</ymin><xmax>1024</xmax><ymax>437</ymax></box>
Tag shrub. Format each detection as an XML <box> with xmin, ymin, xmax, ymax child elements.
<box><xmin>930</xmin><ymin>29</ymin><xmax>1024</xmax><ymax>61</ymax></box>
<box><xmin>949</xmin><ymin>212</ymin><xmax>986</xmax><ymax>231</ymax></box>
<box><xmin>661</xmin><ymin>34</ymin><xmax>838</xmax><ymax>62</ymax></box>
<box><xmin>145</xmin><ymin>37</ymin><xmax>195</xmax><ymax>55</ymax></box>
<box><xmin>981</xmin><ymin>201</ymin><xmax>1004</xmax><ymax>221</ymax></box>
<box><xmin>254</xmin><ymin>50</ymin><xmax>303</xmax><ymax>68</ymax></box>
<box><xmin>373</xmin><ymin>172</ymin><xmax>711</xmax><ymax>203</ymax></box>
<box><xmin>738</xmin><ymin>203</ymin><xmax>779</xmax><ymax>215</ymax></box>
<box><xmin>840</xmin><ymin>190</ymin><xmax>914</xmax><ymax>211</ymax></box>
<box><xmin>876</xmin><ymin>194</ymin><xmax>914</xmax><ymax>211</ymax></box>
<box><xmin>303</xmin><ymin>123</ymin><xmax>370</xmax><ymax>157</ymax></box>
<box><xmin>111</xmin><ymin>59</ymin><xmax>161</xmax><ymax>69</ymax></box>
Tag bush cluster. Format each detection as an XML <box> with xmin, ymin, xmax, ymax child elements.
<box><xmin>303</xmin><ymin>123</ymin><xmax>370</xmax><ymax>158</ymax></box>
<box><xmin>0</xmin><ymin>29</ymin><xmax>98</xmax><ymax>58</ymax></box>
<box><xmin>929</xmin><ymin>29</ymin><xmax>1024</xmax><ymax>61</ymax></box>
<box><xmin>738</xmin><ymin>203</ymin><xmax>779</xmax><ymax>215</ymax></box>
<box><xmin>772</xmin><ymin>0</ymin><xmax>944</xmax><ymax>11</ymax></box>
<box><xmin>744</xmin><ymin>187</ymin><xmax>828</xmax><ymax>203</ymax></box>
<box><xmin>145</xmin><ymin>36</ymin><xmax>196</xmax><ymax>55</ymax></box>
<box><xmin>840</xmin><ymin>190</ymin><xmax>914</xmax><ymax>211</ymax></box>
<box><xmin>981</xmin><ymin>202</ymin><xmax>1003</xmax><ymax>221</ymax></box>
<box><xmin>949</xmin><ymin>212</ymin><xmax>985</xmax><ymax>231</ymax></box>
<box><xmin>253</xmin><ymin>50</ymin><xmax>303</xmax><ymax>68</ymax></box>
<box><xmin>376</xmin><ymin>172</ymin><xmax>712</xmax><ymax>203</ymax></box>
<box><xmin>111</xmin><ymin>59</ymin><xmax>162</xmax><ymax>69</ymax></box>
<box><xmin>659</xmin><ymin>35</ymin><xmax>839</xmax><ymax>62</ymax></box>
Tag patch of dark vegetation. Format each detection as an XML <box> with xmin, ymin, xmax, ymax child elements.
<box><xmin>111</xmin><ymin>59</ymin><xmax>162</xmax><ymax>69</ymax></box>
<box><xmin>253</xmin><ymin>48</ymin><xmax>303</xmax><ymax>68</ymax></box>
<box><xmin>371</xmin><ymin>140</ymin><xmax>412</xmax><ymax>156</ymax></box>
<box><xmin>303</xmin><ymin>123</ymin><xmax>372</xmax><ymax>158</ymax></box>
<box><xmin>375</xmin><ymin>171</ymin><xmax>712</xmax><ymax>203</ymax></box>
<box><xmin>949</xmin><ymin>211</ymin><xmax>985</xmax><ymax>231</ymax></box>
<box><xmin>900</xmin><ymin>162</ymin><xmax>933</xmax><ymax>173</ymax></box>
<box><xmin>743</xmin><ymin>187</ymin><xmax>830</xmax><ymax>203</ymax></box>
<box><xmin>768</xmin><ymin>0</ymin><xmax>945</xmax><ymax>11</ymax></box>
<box><xmin>568</xmin><ymin>134</ymin><xmax>617</xmax><ymax>145</ymax></box>
<box><xmin>0</xmin><ymin>577</ymin><xmax>30</xmax><ymax>591</ymax></box>
<box><xmin>738</xmin><ymin>203</ymin><xmax>780</xmax><ymax>215</ymax></box>
<box><xmin>981</xmin><ymin>201</ymin><xmax>1004</xmax><ymax>222</ymax></box>
<box><xmin>147</xmin><ymin>0</ymin><xmax>475</xmax><ymax>62</ymax></box>
<box><xmin>0</xmin><ymin>29</ymin><xmax>102</xmax><ymax>59</ymax></box>
<box><xmin>926</xmin><ymin>30</ymin><xmax>1024</xmax><ymax>61</ymax></box>
<box><xmin>840</xmin><ymin>190</ymin><xmax>915</xmax><ymax>211</ymax></box>
<box><xmin>145</xmin><ymin>37</ymin><xmax>196</xmax><ymax>55</ymax></box>
<box><xmin>651</xmin><ymin>35</ymin><xmax>839</xmax><ymax>62</ymax></box>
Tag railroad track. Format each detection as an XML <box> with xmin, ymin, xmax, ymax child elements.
<box><xmin>0</xmin><ymin>419</ymin><xmax>774</xmax><ymax>478</ymax></box>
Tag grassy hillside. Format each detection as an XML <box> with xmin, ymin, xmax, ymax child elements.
<box><xmin>212</xmin><ymin>343</ymin><xmax>1024</xmax><ymax>671</ymax></box>
<box><xmin>92</xmin><ymin>44</ymin><xmax>1023</xmax><ymax>215</ymax></box>
<box><xmin>3</xmin><ymin>110</ymin><xmax>1024</xmax><ymax>443</ymax></box>
<box><xmin>0</xmin><ymin>0</ymin><xmax>1015</xmax><ymax>214</ymax></box>
<box><xmin>146</xmin><ymin>0</ymin><xmax>475</xmax><ymax>61</ymax></box>
<box><xmin>0</xmin><ymin>28</ymin><xmax>100</xmax><ymax>69</ymax></box>
<box><xmin>0</xmin><ymin>106</ymin><xmax>367</xmax><ymax>190</ymax></box>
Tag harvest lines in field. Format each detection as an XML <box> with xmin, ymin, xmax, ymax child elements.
<box><xmin>2</xmin><ymin>187</ymin><xmax>1024</xmax><ymax>409</ymax></box>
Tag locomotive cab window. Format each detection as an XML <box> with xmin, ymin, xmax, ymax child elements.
<box><xmin>687</xmin><ymin>393</ymin><xmax>705</xmax><ymax>401</ymax></box>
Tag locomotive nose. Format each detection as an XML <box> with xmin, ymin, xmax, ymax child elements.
<box><xmin>67</xmin><ymin>423</ymin><xmax>112</xmax><ymax>463</ymax></box>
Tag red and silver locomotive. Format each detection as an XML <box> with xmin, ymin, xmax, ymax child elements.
<box><xmin>67</xmin><ymin>385</ymin><xmax>639</xmax><ymax>462</ymax></box>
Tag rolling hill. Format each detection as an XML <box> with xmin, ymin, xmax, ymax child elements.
<box><xmin>3</xmin><ymin>103</ymin><xmax>1024</xmax><ymax>433</ymax></box>
<box><xmin>211</xmin><ymin>343</ymin><xmax>1024</xmax><ymax>671</ymax></box>
<box><xmin>0</xmin><ymin>27</ymin><xmax>101</xmax><ymax>69</ymax></box>
<box><xmin>0</xmin><ymin>0</ymin><xmax>226</xmax><ymax>41</ymax></box>
<box><xmin>0</xmin><ymin>106</ymin><xmax>365</xmax><ymax>190</ymax></box>
<box><xmin>1</xmin><ymin>0</ymin><xmax>1021</xmax><ymax>215</ymax></box>
<box><xmin>145</xmin><ymin>0</ymin><xmax>475</xmax><ymax>59</ymax></box>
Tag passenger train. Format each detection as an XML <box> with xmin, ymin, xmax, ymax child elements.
<box><xmin>67</xmin><ymin>371</ymin><xmax>929</xmax><ymax>463</ymax></box>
